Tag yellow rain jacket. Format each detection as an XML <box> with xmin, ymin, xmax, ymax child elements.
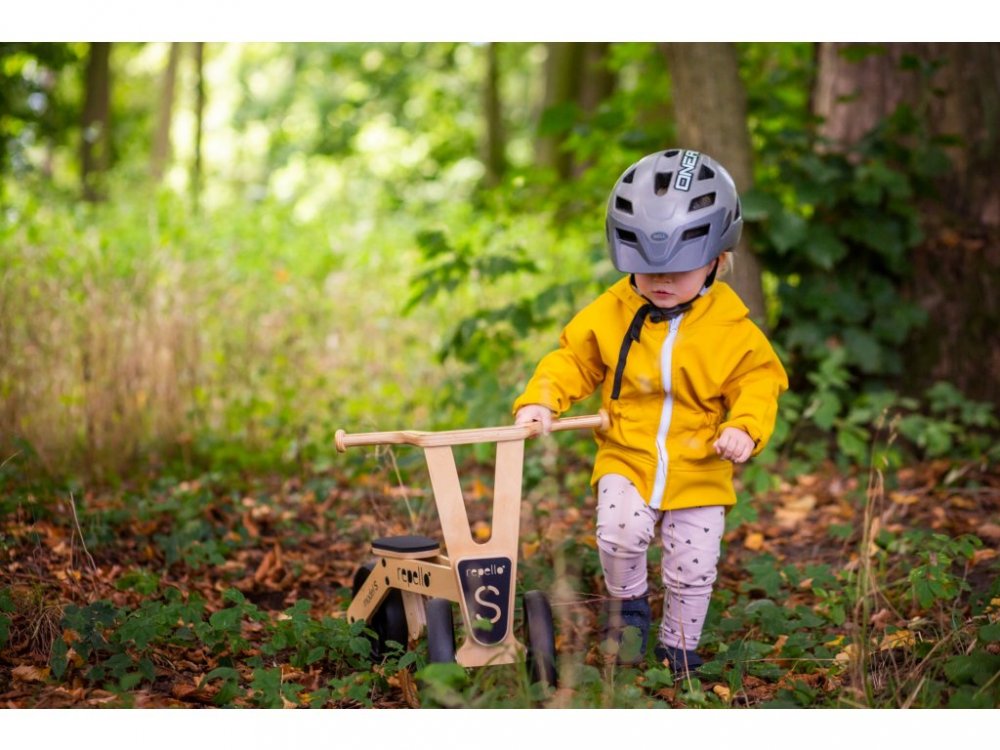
<box><xmin>513</xmin><ymin>277</ymin><xmax>788</xmax><ymax>510</ymax></box>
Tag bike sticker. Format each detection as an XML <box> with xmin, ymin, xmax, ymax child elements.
<box><xmin>456</xmin><ymin>557</ymin><xmax>513</xmax><ymax>646</ymax></box>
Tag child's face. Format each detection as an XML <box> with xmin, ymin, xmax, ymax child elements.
<box><xmin>634</xmin><ymin>260</ymin><xmax>717</xmax><ymax>308</ymax></box>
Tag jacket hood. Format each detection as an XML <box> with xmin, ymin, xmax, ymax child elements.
<box><xmin>607</xmin><ymin>276</ymin><xmax>749</xmax><ymax>327</ymax></box>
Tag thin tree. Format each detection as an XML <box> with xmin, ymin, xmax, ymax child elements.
<box><xmin>151</xmin><ymin>42</ymin><xmax>181</xmax><ymax>183</ymax></box>
<box><xmin>191</xmin><ymin>42</ymin><xmax>206</xmax><ymax>211</ymax></box>
<box><xmin>81</xmin><ymin>42</ymin><xmax>112</xmax><ymax>202</ymax></box>
<box><xmin>483</xmin><ymin>43</ymin><xmax>506</xmax><ymax>187</ymax></box>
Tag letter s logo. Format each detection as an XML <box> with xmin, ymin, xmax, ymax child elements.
<box><xmin>474</xmin><ymin>585</ymin><xmax>502</xmax><ymax>624</ymax></box>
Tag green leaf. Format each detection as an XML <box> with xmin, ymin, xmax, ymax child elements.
<box><xmin>978</xmin><ymin>623</ymin><xmax>1000</xmax><ymax>643</ymax></box>
<box><xmin>944</xmin><ymin>653</ymin><xmax>1000</xmax><ymax>686</ymax></box>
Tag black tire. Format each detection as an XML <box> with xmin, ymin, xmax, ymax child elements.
<box><xmin>352</xmin><ymin>562</ymin><xmax>408</xmax><ymax>660</ymax></box>
<box><xmin>522</xmin><ymin>590</ymin><xmax>557</xmax><ymax>688</ymax></box>
<box><xmin>424</xmin><ymin>598</ymin><xmax>456</xmax><ymax>664</ymax></box>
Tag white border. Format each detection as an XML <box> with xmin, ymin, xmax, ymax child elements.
<box><xmin>3</xmin><ymin>1</ymin><xmax>993</xmax><ymax>42</ymax></box>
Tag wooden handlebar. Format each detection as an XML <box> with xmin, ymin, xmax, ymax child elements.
<box><xmin>335</xmin><ymin>410</ymin><xmax>609</xmax><ymax>452</ymax></box>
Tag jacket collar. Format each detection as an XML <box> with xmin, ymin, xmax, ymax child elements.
<box><xmin>608</xmin><ymin>276</ymin><xmax>749</xmax><ymax>328</ymax></box>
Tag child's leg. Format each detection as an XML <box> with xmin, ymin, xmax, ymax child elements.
<box><xmin>657</xmin><ymin>505</ymin><xmax>725</xmax><ymax>651</ymax></box>
<box><xmin>595</xmin><ymin>474</ymin><xmax>658</xmax><ymax>598</ymax></box>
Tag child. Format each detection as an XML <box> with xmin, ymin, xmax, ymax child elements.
<box><xmin>513</xmin><ymin>149</ymin><xmax>788</xmax><ymax>674</ymax></box>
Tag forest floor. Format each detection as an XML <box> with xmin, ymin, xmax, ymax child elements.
<box><xmin>2</xmin><ymin>451</ymin><xmax>999</xmax><ymax>708</ymax></box>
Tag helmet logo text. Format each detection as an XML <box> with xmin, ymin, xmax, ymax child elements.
<box><xmin>674</xmin><ymin>150</ymin><xmax>700</xmax><ymax>192</ymax></box>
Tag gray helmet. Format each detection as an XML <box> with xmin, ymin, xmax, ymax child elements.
<box><xmin>605</xmin><ymin>149</ymin><xmax>743</xmax><ymax>274</ymax></box>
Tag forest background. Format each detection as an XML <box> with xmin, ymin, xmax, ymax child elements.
<box><xmin>2</xmin><ymin>30</ymin><xmax>1000</xmax><ymax>714</ymax></box>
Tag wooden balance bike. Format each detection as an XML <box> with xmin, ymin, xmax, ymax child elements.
<box><xmin>335</xmin><ymin>410</ymin><xmax>609</xmax><ymax>687</ymax></box>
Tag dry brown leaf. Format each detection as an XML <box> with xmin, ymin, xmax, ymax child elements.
<box><xmin>947</xmin><ymin>495</ymin><xmax>976</xmax><ymax>510</ymax></box>
<box><xmin>976</xmin><ymin>523</ymin><xmax>1000</xmax><ymax>541</ymax></box>
<box><xmin>744</xmin><ymin>531</ymin><xmax>764</xmax><ymax>551</ymax></box>
<box><xmin>775</xmin><ymin>494</ymin><xmax>816</xmax><ymax>528</ymax></box>
<box><xmin>879</xmin><ymin>629</ymin><xmax>916</xmax><ymax>651</ymax></box>
<box><xmin>972</xmin><ymin>548</ymin><xmax>998</xmax><ymax>566</ymax></box>
<box><xmin>889</xmin><ymin>492</ymin><xmax>919</xmax><ymax>506</ymax></box>
<box><xmin>12</xmin><ymin>665</ymin><xmax>50</xmax><ymax>683</ymax></box>
<box><xmin>870</xmin><ymin>608</ymin><xmax>894</xmax><ymax>630</ymax></box>
<box><xmin>398</xmin><ymin>669</ymin><xmax>420</xmax><ymax>709</ymax></box>
<box><xmin>521</xmin><ymin>539</ymin><xmax>541</xmax><ymax>560</ymax></box>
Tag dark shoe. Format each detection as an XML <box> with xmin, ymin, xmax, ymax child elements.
<box><xmin>654</xmin><ymin>642</ymin><xmax>703</xmax><ymax>676</ymax></box>
<box><xmin>601</xmin><ymin>595</ymin><xmax>650</xmax><ymax>666</ymax></box>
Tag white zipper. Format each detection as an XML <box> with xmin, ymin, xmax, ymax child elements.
<box><xmin>649</xmin><ymin>314</ymin><xmax>683</xmax><ymax>510</ymax></box>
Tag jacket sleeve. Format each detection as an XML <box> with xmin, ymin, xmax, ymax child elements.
<box><xmin>512</xmin><ymin>307</ymin><xmax>606</xmax><ymax>417</ymax></box>
<box><xmin>718</xmin><ymin>327</ymin><xmax>789</xmax><ymax>456</ymax></box>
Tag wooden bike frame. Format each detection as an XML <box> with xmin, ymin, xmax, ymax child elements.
<box><xmin>337</xmin><ymin>411</ymin><xmax>609</xmax><ymax>668</ymax></box>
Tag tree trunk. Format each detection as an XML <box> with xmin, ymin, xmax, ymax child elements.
<box><xmin>578</xmin><ymin>43</ymin><xmax>615</xmax><ymax>115</ymax></box>
<box><xmin>661</xmin><ymin>42</ymin><xmax>767</xmax><ymax>325</ymax></box>
<box><xmin>191</xmin><ymin>42</ymin><xmax>205</xmax><ymax>210</ymax></box>
<box><xmin>483</xmin><ymin>43</ymin><xmax>505</xmax><ymax>187</ymax></box>
<box><xmin>814</xmin><ymin>43</ymin><xmax>1000</xmax><ymax>404</ymax></box>
<box><xmin>151</xmin><ymin>42</ymin><xmax>181</xmax><ymax>183</ymax></box>
<box><xmin>536</xmin><ymin>43</ymin><xmax>583</xmax><ymax>178</ymax></box>
<box><xmin>81</xmin><ymin>42</ymin><xmax>112</xmax><ymax>202</ymax></box>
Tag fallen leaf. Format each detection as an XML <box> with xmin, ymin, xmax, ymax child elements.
<box><xmin>834</xmin><ymin>643</ymin><xmax>857</xmax><ymax>665</ymax></box>
<box><xmin>398</xmin><ymin>669</ymin><xmax>420</xmax><ymax>709</ymax></box>
<box><xmin>879</xmin><ymin>629</ymin><xmax>916</xmax><ymax>651</ymax></box>
<box><xmin>521</xmin><ymin>539</ymin><xmax>540</xmax><ymax>560</ymax></box>
<box><xmin>472</xmin><ymin>521</ymin><xmax>491</xmax><ymax>542</ymax></box>
<box><xmin>870</xmin><ymin>608</ymin><xmax>894</xmax><ymax>630</ymax></box>
<box><xmin>889</xmin><ymin>492</ymin><xmax>919</xmax><ymax>506</ymax></box>
<box><xmin>770</xmin><ymin>634</ymin><xmax>788</xmax><ymax>655</ymax></box>
<box><xmin>775</xmin><ymin>494</ymin><xmax>816</xmax><ymax>527</ymax></box>
<box><xmin>947</xmin><ymin>495</ymin><xmax>976</xmax><ymax>510</ymax></box>
<box><xmin>12</xmin><ymin>665</ymin><xmax>50</xmax><ymax>683</ymax></box>
<box><xmin>972</xmin><ymin>549</ymin><xmax>998</xmax><ymax>566</ymax></box>
<box><xmin>712</xmin><ymin>684</ymin><xmax>731</xmax><ymax>702</ymax></box>
<box><xmin>744</xmin><ymin>531</ymin><xmax>764</xmax><ymax>551</ymax></box>
<box><xmin>977</xmin><ymin>523</ymin><xmax>1000</xmax><ymax>541</ymax></box>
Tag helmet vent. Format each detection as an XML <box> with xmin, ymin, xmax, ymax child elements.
<box><xmin>734</xmin><ymin>199</ymin><xmax>742</xmax><ymax>220</ymax></box>
<box><xmin>622</xmin><ymin>168</ymin><xmax>636</xmax><ymax>184</ymax></box>
<box><xmin>664</xmin><ymin>149</ymin><xmax>680</xmax><ymax>157</ymax></box>
<box><xmin>615</xmin><ymin>196</ymin><xmax>634</xmax><ymax>214</ymax></box>
<box><xmin>689</xmin><ymin>193</ymin><xmax>716</xmax><ymax>211</ymax></box>
<box><xmin>654</xmin><ymin>172</ymin><xmax>673</xmax><ymax>196</ymax></box>
<box><xmin>681</xmin><ymin>225</ymin><xmax>710</xmax><ymax>241</ymax></box>
<box><xmin>698</xmin><ymin>164</ymin><xmax>716</xmax><ymax>180</ymax></box>
<box><xmin>616</xmin><ymin>228</ymin><xmax>639</xmax><ymax>244</ymax></box>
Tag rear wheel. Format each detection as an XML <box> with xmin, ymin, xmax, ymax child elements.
<box><xmin>522</xmin><ymin>590</ymin><xmax>557</xmax><ymax>688</ymax></box>
<box><xmin>425</xmin><ymin>598</ymin><xmax>456</xmax><ymax>663</ymax></box>
<box><xmin>352</xmin><ymin>562</ymin><xmax>408</xmax><ymax>660</ymax></box>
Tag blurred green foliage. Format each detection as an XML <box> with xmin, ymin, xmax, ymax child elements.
<box><xmin>0</xmin><ymin>42</ymin><xmax>996</xmax><ymax>485</ymax></box>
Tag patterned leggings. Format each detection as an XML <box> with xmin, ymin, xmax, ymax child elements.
<box><xmin>595</xmin><ymin>473</ymin><xmax>726</xmax><ymax>651</ymax></box>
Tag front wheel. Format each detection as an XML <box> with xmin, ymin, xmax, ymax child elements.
<box><xmin>522</xmin><ymin>590</ymin><xmax>557</xmax><ymax>688</ymax></box>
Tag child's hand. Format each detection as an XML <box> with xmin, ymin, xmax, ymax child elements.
<box><xmin>515</xmin><ymin>404</ymin><xmax>553</xmax><ymax>436</ymax></box>
<box><xmin>713</xmin><ymin>427</ymin><xmax>754</xmax><ymax>463</ymax></box>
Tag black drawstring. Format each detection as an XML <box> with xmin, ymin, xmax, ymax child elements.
<box><xmin>611</xmin><ymin>299</ymin><xmax>690</xmax><ymax>400</ymax></box>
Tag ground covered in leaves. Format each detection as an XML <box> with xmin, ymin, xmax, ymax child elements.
<box><xmin>2</xmin><ymin>446</ymin><xmax>999</xmax><ymax>708</ymax></box>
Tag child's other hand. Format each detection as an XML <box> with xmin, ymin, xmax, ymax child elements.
<box><xmin>515</xmin><ymin>404</ymin><xmax>553</xmax><ymax>436</ymax></box>
<box><xmin>714</xmin><ymin>427</ymin><xmax>754</xmax><ymax>463</ymax></box>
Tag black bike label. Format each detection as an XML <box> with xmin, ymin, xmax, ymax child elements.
<box><xmin>456</xmin><ymin>556</ymin><xmax>513</xmax><ymax>646</ymax></box>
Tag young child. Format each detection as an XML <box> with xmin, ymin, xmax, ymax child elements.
<box><xmin>513</xmin><ymin>149</ymin><xmax>788</xmax><ymax>674</ymax></box>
